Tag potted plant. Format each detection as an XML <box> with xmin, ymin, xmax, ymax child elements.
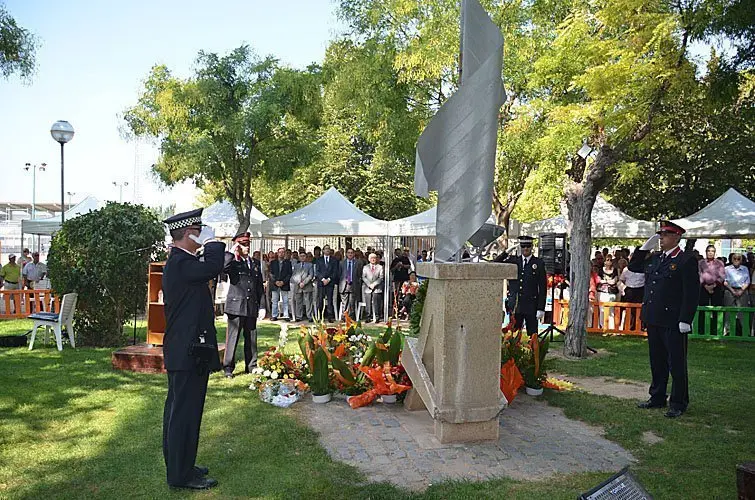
<box><xmin>520</xmin><ymin>334</ymin><xmax>549</xmax><ymax>396</ymax></box>
<box><xmin>310</xmin><ymin>346</ymin><xmax>332</xmax><ymax>403</ymax></box>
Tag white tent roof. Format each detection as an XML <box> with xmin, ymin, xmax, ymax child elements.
<box><xmin>673</xmin><ymin>188</ymin><xmax>755</xmax><ymax>238</ymax></box>
<box><xmin>260</xmin><ymin>187</ymin><xmax>388</xmax><ymax>236</ymax></box>
<box><xmin>203</xmin><ymin>201</ymin><xmax>267</xmax><ymax>238</ymax></box>
<box><xmin>521</xmin><ymin>196</ymin><xmax>656</xmax><ymax>239</ymax></box>
<box><xmin>21</xmin><ymin>196</ymin><xmax>104</xmax><ymax>236</ymax></box>
<box><xmin>388</xmin><ymin>205</ymin><xmax>517</xmax><ymax>237</ymax></box>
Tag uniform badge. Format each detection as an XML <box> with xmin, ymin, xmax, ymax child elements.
<box><xmin>532</xmin><ymin>263</ymin><xmax>537</xmax><ymax>269</ymax></box>
<box><xmin>670</xmin><ymin>263</ymin><xmax>677</xmax><ymax>271</ymax></box>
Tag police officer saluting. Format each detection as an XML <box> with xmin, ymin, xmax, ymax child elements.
<box><xmin>223</xmin><ymin>231</ymin><xmax>264</xmax><ymax>378</ymax></box>
<box><xmin>629</xmin><ymin>220</ymin><xmax>699</xmax><ymax>418</ymax></box>
<box><xmin>497</xmin><ymin>236</ymin><xmax>547</xmax><ymax>334</ymax></box>
<box><xmin>162</xmin><ymin>208</ymin><xmax>224</xmax><ymax>489</ymax></box>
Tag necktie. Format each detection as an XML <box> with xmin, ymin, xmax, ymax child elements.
<box><xmin>325</xmin><ymin>257</ymin><xmax>329</xmax><ymax>266</ymax></box>
<box><xmin>372</xmin><ymin>265</ymin><xmax>375</xmax><ymax>272</ymax></box>
<box><xmin>347</xmin><ymin>260</ymin><xmax>352</xmax><ymax>284</ymax></box>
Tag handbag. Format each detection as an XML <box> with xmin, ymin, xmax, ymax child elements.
<box><xmin>188</xmin><ymin>332</ymin><xmax>217</xmax><ymax>364</ymax></box>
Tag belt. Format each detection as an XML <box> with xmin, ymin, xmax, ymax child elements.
<box><xmin>4</xmin><ymin>281</ymin><xmax>18</xmax><ymax>284</ymax></box>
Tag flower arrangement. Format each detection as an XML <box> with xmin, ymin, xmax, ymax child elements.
<box><xmin>518</xmin><ymin>334</ymin><xmax>549</xmax><ymax>390</ymax></box>
<box><xmin>249</xmin><ymin>346</ymin><xmax>307</xmax><ymax>389</ymax></box>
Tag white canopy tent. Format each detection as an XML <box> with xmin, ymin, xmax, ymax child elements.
<box><xmin>260</xmin><ymin>187</ymin><xmax>388</xmax><ymax>236</ymax></box>
<box><xmin>673</xmin><ymin>188</ymin><xmax>755</xmax><ymax>238</ymax></box>
<box><xmin>203</xmin><ymin>200</ymin><xmax>268</xmax><ymax>238</ymax></box>
<box><xmin>521</xmin><ymin>196</ymin><xmax>656</xmax><ymax>239</ymax></box>
<box><xmin>388</xmin><ymin>205</ymin><xmax>520</xmax><ymax>247</ymax></box>
<box><xmin>21</xmin><ymin>196</ymin><xmax>104</xmax><ymax>236</ymax></box>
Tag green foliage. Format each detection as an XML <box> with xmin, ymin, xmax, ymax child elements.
<box><xmin>409</xmin><ymin>279</ymin><xmax>428</xmax><ymax>337</ymax></box>
<box><xmin>311</xmin><ymin>347</ymin><xmax>331</xmax><ymax>395</ymax></box>
<box><xmin>330</xmin><ymin>355</ymin><xmax>356</xmax><ymax>385</ymax></box>
<box><xmin>46</xmin><ymin>203</ymin><xmax>165</xmax><ymax>347</ymax></box>
<box><xmin>0</xmin><ymin>2</ymin><xmax>37</xmax><ymax>81</ymax></box>
<box><xmin>123</xmin><ymin>45</ymin><xmax>322</xmax><ymax>232</ymax></box>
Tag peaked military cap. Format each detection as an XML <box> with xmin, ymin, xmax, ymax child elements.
<box><xmin>163</xmin><ymin>208</ymin><xmax>204</xmax><ymax>231</ymax></box>
<box><xmin>656</xmin><ymin>220</ymin><xmax>686</xmax><ymax>235</ymax></box>
<box><xmin>518</xmin><ymin>235</ymin><xmax>534</xmax><ymax>247</ymax></box>
<box><xmin>233</xmin><ymin>231</ymin><xmax>251</xmax><ymax>243</ymax></box>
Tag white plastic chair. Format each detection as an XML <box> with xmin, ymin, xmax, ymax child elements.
<box><xmin>28</xmin><ymin>293</ymin><xmax>77</xmax><ymax>351</ymax></box>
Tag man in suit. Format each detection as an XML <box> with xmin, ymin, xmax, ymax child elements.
<box><xmin>291</xmin><ymin>250</ymin><xmax>315</xmax><ymax>322</ymax></box>
<box><xmin>269</xmin><ymin>247</ymin><xmax>292</xmax><ymax>321</ymax></box>
<box><xmin>339</xmin><ymin>248</ymin><xmax>363</xmax><ymax>320</ymax></box>
<box><xmin>629</xmin><ymin>220</ymin><xmax>699</xmax><ymax>418</ymax></box>
<box><xmin>315</xmin><ymin>245</ymin><xmax>339</xmax><ymax>322</ymax></box>
<box><xmin>161</xmin><ymin>208</ymin><xmax>223</xmax><ymax>490</ymax></box>
<box><xmin>222</xmin><ymin>232</ymin><xmax>264</xmax><ymax>378</ymax></box>
<box><xmin>362</xmin><ymin>252</ymin><xmax>384</xmax><ymax>323</ymax></box>
<box><xmin>496</xmin><ymin>236</ymin><xmax>546</xmax><ymax>334</ymax></box>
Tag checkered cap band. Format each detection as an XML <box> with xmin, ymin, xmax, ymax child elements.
<box><xmin>166</xmin><ymin>216</ymin><xmax>202</xmax><ymax>231</ymax></box>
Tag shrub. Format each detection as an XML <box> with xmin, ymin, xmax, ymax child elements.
<box><xmin>47</xmin><ymin>203</ymin><xmax>165</xmax><ymax>346</ymax></box>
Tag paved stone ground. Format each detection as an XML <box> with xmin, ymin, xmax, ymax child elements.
<box><xmin>298</xmin><ymin>395</ymin><xmax>635</xmax><ymax>491</ymax></box>
<box><xmin>549</xmin><ymin>372</ymin><xmax>649</xmax><ymax>400</ymax></box>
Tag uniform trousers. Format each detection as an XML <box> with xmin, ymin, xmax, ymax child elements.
<box><xmin>513</xmin><ymin>312</ymin><xmax>538</xmax><ymax>334</ymax></box>
<box><xmin>163</xmin><ymin>369</ymin><xmax>209</xmax><ymax>486</ymax></box>
<box><xmin>646</xmin><ymin>324</ymin><xmax>688</xmax><ymax>411</ymax></box>
<box><xmin>224</xmin><ymin>314</ymin><xmax>258</xmax><ymax>372</ymax></box>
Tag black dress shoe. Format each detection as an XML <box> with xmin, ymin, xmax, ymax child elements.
<box><xmin>224</xmin><ymin>371</ymin><xmax>234</xmax><ymax>379</ymax></box>
<box><xmin>194</xmin><ymin>465</ymin><xmax>209</xmax><ymax>476</ymax></box>
<box><xmin>172</xmin><ymin>477</ymin><xmax>218</xmax><ymax>490</ymax></box>
<box><xmin>637</xmin><ymin>399</ymin><xmax>666</xmax><ymax>409</ymax></box>
<box><xmin>271</xmin><ymin>316</ymin><xmax>278</xmax><ymax>321</ymax></box>
<box><xmin>364</xmin><ymin>318</ymin><xmax>372</xmax><ymax>323</ymax></box>
<box><xmin>665</xmin><ymin>408</ymin><xmax>684</xmax><ymax>418</ymax></box>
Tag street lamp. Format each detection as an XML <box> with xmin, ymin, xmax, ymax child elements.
<box><xmin>23</xmin><ymin>162</ymin><xmax>47</xmax><ymax>219</ymax></box>
<box><xmin>50</xmin><ymin>120</ymin><xmax>75</xmax><ymax>224</ymax></box>
<box><xmin>66</xmin><ymin>191</ymin><xmax>76</xmax><ymax>210</ymax></box>
<box><xmin>112</xmin><ymin>181</ymin><xmax>129</xmax><ymax>202</ymax></box>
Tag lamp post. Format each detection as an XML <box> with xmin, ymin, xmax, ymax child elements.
<box><xmin>24</xmin><ymin>162</ymin><xmax>46</xmax><ymax>250</ymax></box>
<box><xmin>66</xmin><ymin>191</ymin><xmax>76</xmax><ymax>210</ymax></box>
<box><xmin>50</xmin><ymin>120</ymin><xmax>75</xmax><ymax>224</ymax></box>
<box><xmin>112</xmin><ymin>181</ymin><xmax>129</xmax><ymax>202</ymax></box>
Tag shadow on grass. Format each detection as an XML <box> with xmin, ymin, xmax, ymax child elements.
<box><xmin>0</xmin><ymin>338</ymin><xmax>409</xmax><ymax>499</ymax></box>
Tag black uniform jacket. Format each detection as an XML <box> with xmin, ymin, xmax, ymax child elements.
<box><xmin>224</xmin><ymin>253</ymin><xmax>264</xmax><ymax>316</ymax></box>
<box><xmin>497</xmin><ymin>254</ymin><xmax>547</xmax><ymax>315</ymax></box>
<box><xmin>162</xmin><ymin>241</ymin><xmax>225</xmax><ymax>371</ymax></box>
<box><xmin>628</xmin><ymin>247</ymin><xmax>699</xmax><ymax>329</ymax></box>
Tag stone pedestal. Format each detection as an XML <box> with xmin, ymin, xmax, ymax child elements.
<box><xmin>403</xmin><ymin>262</ymin><xmax>517</xmax><ymax>443</ymax></box>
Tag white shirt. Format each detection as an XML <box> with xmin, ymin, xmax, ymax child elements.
<box><xmin>22</xmin><ymin>261</ymin><xmax>47</xmax><ymax>281</ymax></box>
<box><xmin>621</xmin><ymin>268</ymin><xmax>645</xmax><ymax>288</ymax></box>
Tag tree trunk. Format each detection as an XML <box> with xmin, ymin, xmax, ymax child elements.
<box><xmin>563</xmin><ymin>184</ymin><xmax>595</xmax><ymax>357</ymax></box>
<box><xmin>563</xmin><ymin>148</ymin><xmax>615</xmax><ymax>358</ymax></box>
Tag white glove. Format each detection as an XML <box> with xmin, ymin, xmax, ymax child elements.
<box><xmin>189</xmin><ymin>225</ymin><xmax>216</xmax><ymax>245</ymax></box>
<box><xmin>536</xmin><ymin>310</ymin><xmax>545</xmax><ymax>320</ymax></box>
<box><xmin>258</xmin><ymin>307</ymin><xmax>266</xmax><ymax>321</ymax></box>
<box><xmin>640</xmin><ymin>234</ymin><xmax>660</xmax><ymax>251</ymax></box>
<box><xmin>679</xmin><ymin>322</ymin><xmax>691</xmax><ymax>333</ymax></box>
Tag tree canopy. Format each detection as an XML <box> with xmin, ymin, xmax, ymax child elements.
<box><xmin>0</xmin><ymin>2</ymin><xmax>37</xmax><ymax>81</ymax></box>
<box><xmin>123</xmin><ymin>45</ymin><xmax>322</xmax><ymax>232</ymax></box>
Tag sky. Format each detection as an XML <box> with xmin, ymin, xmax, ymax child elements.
<box><xmin>0</xmin><ymin>0</ymin><xmax>344</xmax><ymax>211</ymax></box>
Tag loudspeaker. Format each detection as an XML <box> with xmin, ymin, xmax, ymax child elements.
<box><xmin>579</xmin><ymin>467</ymin><xmax>652</xmax><ymax>499</ymax></box>
<box><xmin>538</xmin><ymin>232</ymin><xmax>568</xmax><ymax>275</ymax></box>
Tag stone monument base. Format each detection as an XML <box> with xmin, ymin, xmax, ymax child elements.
<box><xmin>402</xmin><ymin>261</ymin><xmax>517</xmax><ymax>443</ymax></box>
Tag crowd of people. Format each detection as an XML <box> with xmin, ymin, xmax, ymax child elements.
<box><xmin>584</xmin><ymin>245</ymin><xmax>755</xmax><ymax>335</ymax></box>
<box><xmin>0</xmin><ymin>249</ymin><xmax>48</xmax><ymax>291</ymax></box>
<box><xmin>231</xmin><ymin>245</ymin><xmax>430</xmax><ymax>324</ymax></box>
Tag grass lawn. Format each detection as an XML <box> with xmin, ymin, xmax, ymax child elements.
<box><xmin>1</xmin><ymin>320</ymin><xmax>753</xmax><ymax>499</ymax></box>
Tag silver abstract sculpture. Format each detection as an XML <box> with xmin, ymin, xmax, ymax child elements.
<box><xmin>414</xmin><ymin>0</ymin><xmax>505</xmax><ymax>262</ymax></box>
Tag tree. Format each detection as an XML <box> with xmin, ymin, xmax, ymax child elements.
<box><xmin>123</xmin><ymin>45</ymin><xmax>322</xmax><ymax>233</ymax></box>
<box><xmin>47</xmin><ymin>203</ymin><xmax>165</xmax><ymax>347</ymax></box>
<box><xmin>0</xmin><ymin>2</ymin><xmax>37</xmax><ymax>80</ymax></box>
<box><xmin>606</xmin><ymin>55</ymin><xmax>755</xmax><ymax>219</ymax></box>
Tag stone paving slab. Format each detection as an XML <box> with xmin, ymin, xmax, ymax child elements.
<box><xmin>298</xmin><ymin>395</ymin><xmax>635</xmax><ymax>491</ymax></box>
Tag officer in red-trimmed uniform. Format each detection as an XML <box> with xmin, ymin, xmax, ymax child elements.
<box><xmin>628</xmin><ymin>220</ymin><xmax>699</xmax><ymax>418</ymax></box>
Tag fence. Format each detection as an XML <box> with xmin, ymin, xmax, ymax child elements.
<box><xmin>553</xmin><ymin>300</ymin><xmax>755</xmax><ymax>341</ymax></box>
<box><xmin>0</xmin><ymin>289</ymin><xmax>60</xmax><ymax>320</ymax></box>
